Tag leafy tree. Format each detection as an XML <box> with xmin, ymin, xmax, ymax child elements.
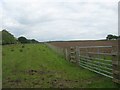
<box><xmin>2</xmin><ymin>29</ymin><xmax>17</xmax><ymax>45</ymax></box>
<box><xmin>18</xmin><ymin>36</ymin><xmax>28</xmax><ymax>43</ymax></box>
<box><xmin>112</xmin><ymin>35</ymin><xmax>118</xmax><ymax>40</ymax></box>
<box><xmin>106</xmin><ymin>34</ymin><xmax>119</xmax><ymax>40</ymax></box>
<box><xmin>106</xmin><ymin>34</ymin><xmax>113</xmax><ymax>40</ymax></box>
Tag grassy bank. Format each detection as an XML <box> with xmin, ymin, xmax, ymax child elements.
<box><xmin>2</xmin><ymin>44</ymin><xmax>118</xmax><ymax>88</ymax></box>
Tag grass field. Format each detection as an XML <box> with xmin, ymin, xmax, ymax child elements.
<box><xmin>2</xmin><ymin>44</ymin><xmax>119</xmax><ymax>88</ymax></box>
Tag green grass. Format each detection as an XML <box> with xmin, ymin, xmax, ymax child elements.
<box><xmin>2</xmin><ymin>44</ymin><xmax>119</xmax><ymax>88</ymax></box>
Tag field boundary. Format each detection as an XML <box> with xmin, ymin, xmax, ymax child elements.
<box><xmin>45</xmin><ymin>43</ymin><xmax>120</xmax><ymax>84</ymax></box>
<box><xmin>65</xmin><ymin>45</ymin><xmax>119</xmax><ymax>84</ymax></box>
<box><xmin>45</xmin><ymin>43</ymin><xmax>65</xmax><ymax>57</ymax></box>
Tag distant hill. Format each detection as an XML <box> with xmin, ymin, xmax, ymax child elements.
<box><xmin>2</xmin><ymin>29</ymin><xmax>17</xmax><ymax>45</ymax></box>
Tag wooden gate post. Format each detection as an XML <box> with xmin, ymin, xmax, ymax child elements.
<box><xmin>112</xmin><ymin>46</ymin><xmax>120</xmax><ymax>84</ymax></box>
<box><xmin>69</xmin><ymin>47</ymin><xmax>76</xmax><ymax>63</ymax></box>
<box><xmin>76</xmin><ymin>46</ymin><xmax>80</xmax><ymax>65</ymax></box>
<box><xmin>65</xmin><ymin>48</ymin><xmax>68</xmax><ymax>60</ymax></box>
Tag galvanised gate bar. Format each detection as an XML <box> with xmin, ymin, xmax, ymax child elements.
<box><xmin>66</xmin><ymin>46</ymin><xmax>119</xmax><ymax>84</ymax></box>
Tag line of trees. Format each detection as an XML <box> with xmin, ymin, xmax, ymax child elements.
<box><xmin>1</xmin><ymin>29</ymin><xmax>119</xmax><ymax>45</ymax></box>
<box><xmin>1</xmin><ymin>29</ymin><xmax>39</xmax><ymax>45</ymax></box>
<box><xmin>18</xmin><ymin>37</ymin><xmax>39</xmax><ymax>44</ymax></box>
<box><xmin>2</xmin><ymin>30</ymin><xmax>17</xmax><ymax>45</ymax></box>
<box><xmin>106</xmin><ymin>34</ymin><xmax>120</xmax><ymax>40</ymax></box>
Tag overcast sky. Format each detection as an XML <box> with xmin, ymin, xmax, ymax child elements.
<box><xmin>0</xmin><ymin>0</ymin><xmax>119</xmax><ymax>41</ymax></box>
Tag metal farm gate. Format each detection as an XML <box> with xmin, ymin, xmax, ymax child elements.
<box><xmin>65</xmin><ymin>46</ymin><xmax>120</xmax><ymax>84</ymax></box>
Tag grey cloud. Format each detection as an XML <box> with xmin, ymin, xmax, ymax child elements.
<box><xmin>0</xmin><ymin>0</ymin><xmax>118</xmax><ymax>41</ymax></box>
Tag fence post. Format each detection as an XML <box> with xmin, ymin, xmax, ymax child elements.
<box><xmin>76</xmin><ymin>46</ymin><xmax>80</xmax><ymax>65</ymax></box>
<box><xmin>112</xmin><ymin>46</ymin><xmax>120</xmax><ymax>84</ymax></box>
<box><xmin>69</xmin><ymin>47</ymin><xmax>76</xmax><ymax>63</ymax></box>
<box><xmin>65</xmin><ymin>48</ymin><xmax>68</xmax><ymax>60</ymax></box>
